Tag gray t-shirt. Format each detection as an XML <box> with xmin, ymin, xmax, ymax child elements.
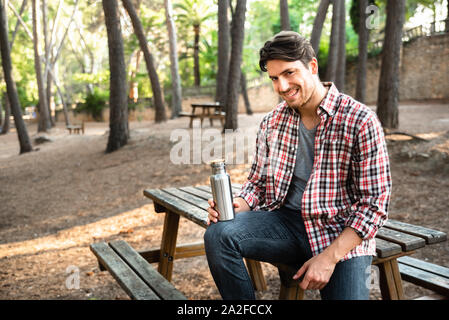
<box><xmin>282</xmin><ymin>121</ymin><xmax>317</xmax><ymax>211</ymax></box>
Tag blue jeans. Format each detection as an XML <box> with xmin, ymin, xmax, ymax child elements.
<box><xmin>204</xmin><ymin>207</ymin><xmax>372</xmax><ymax>300</ymax></box>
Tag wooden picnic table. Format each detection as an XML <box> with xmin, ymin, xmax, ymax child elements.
<box><xmin>179</xmin><ymin>102</ymin><xmax>225</xmax><ymax>128</ymax></box>
<box><xmin>143</xmin><ymin>184</ymin><xmax>448</xmax><ymax>300</ymax></box>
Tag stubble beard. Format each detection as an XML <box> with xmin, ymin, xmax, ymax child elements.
<box><xmin>283</xmin><ymin>83</ymin><xmax>317</xmax><ymax>112</ymax></box>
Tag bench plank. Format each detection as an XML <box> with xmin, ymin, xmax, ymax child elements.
<box><xmin>90</xmin><ymin>242</ymin><xmax>160</xmax><ymax>300</ymax></box>
<box><xmin>398</xmin><ymin>256</ymin><xmax>449</xmax><ymax>279</ymax></box>
<box><xmin>376</xmin><ymin>228</ymin><xmax>426</xmax><ymax>251</ymax></box>
<box><xmin>398</xmin><ymin>263</ymin><xmax>449</xmax><ymax>296</ymax></box>
<box><xmin>375</xmin><ymin>238</ymin><xmax>403</xmax><ymax>258</ymax></box>
<box><xmin>109</xmin><ymin>240</ymin><xmax>187</xmax><ymax>300</ymax></box>
<box><xmin>384</xmin><ymin>220</ymin><xmax>447</xmax><ymax>244</ymax></box>
<box><xmin>144</xmin><ymin>189</ymin><xmax>208</xmax><ymax>227</ymax></box>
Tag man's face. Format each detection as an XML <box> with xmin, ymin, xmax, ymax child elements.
<box><xmin>266</xmin><ymin>59</ymin><xmax>317</xmax><ymax>110</ymax></box>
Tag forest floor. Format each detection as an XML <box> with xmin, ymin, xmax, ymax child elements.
<box><xmin>0</xmin><ymin>100</ymin><xmax>448</xmax><ymax>300</ymax></box>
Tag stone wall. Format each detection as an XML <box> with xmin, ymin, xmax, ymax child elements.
<box><xmin>345</xmin><ymin>33</ymin><xmax>449</xmax><ymax>104</ymax></box>
<box><xmin>55</xmin><ymin>32</ymin><xmax>449</xmax><ymax>123</ymax></box>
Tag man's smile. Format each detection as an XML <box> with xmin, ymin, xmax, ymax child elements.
<box><xmin>283</xmin><ymin>88</ymin><xmax>300</xmax><ymax>100</ymax></box>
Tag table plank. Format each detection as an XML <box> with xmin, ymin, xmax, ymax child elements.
<box><xmin>375</xmin><ymin>238</ymin><xmax>402</xmax><ymax>258</ymax></box>
<box><xmin>376</xmin><ymin>228</ymin><xmax>426</xmax><ymax>251</ymax></box>
<box><xmin>195</xmin><ymin>184</ymin><xmax>241</xmax><ymax>195</ymax></box>
<box><xmin>179</xmin><ymin>186</ymin><xmax>212</xmax><ymax>201</ymax></box>
<box><xmin>162</xmin><ymin>187</ymin><xmax>209</xmax><ymax>210</ymax></box>
<box><xmin>144</xmin><ymin>189</ymin><xmax>208</xmax><ymax>227</ymax></box>
<box><xmin>384</xmin><ymin>220</ymin><xmax>447</xmax><ymax>244</ymax></box>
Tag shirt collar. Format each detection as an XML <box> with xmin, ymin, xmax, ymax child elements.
<box><xmin>318</xmin><ymin>82</ymin><xmax>340</xmax><ymax>117</ymax></box>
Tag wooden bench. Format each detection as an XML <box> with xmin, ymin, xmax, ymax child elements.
<box><xmin>90</xmin><ymin>240</ymin><xmax>187</xmax><ymax>300</ymax></box>
<box><xmin>67</xmin><ymin>122</ymin><xmax>85</xmax><ymax>134</ymax></box>
<box><xmin>397</xmin><ymin>256</ymin><xmax>449</xmax><ymax>297</ymax></box>
<box><xmin>142</xmin><ymin>184</ymin><xmax>448</xmax><ymax>300</ymax></box>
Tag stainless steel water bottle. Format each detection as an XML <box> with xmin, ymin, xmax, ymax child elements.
<box><xmin>210</xmin><ymin>159</ymin><xmax>235</xmax><ymax>221</ymax></box>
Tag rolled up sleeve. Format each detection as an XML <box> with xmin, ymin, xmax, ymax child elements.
<box><xmin>236</xmin><ymin>117</ymin><xmax>269</xmax><ymax>210</ymax></box>
<box><xmin>345</xmin><ymin>114</ymin><xmax>392</xmax><ymax>240</ymax></box>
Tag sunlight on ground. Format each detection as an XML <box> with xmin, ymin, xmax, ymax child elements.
<box><xmin>0</xmin><ymin>203</ymin><xmax>157</xmax><ymax>259</ymax></box>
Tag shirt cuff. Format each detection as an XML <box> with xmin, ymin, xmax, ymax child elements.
<box><xmin>236</xmin><ymin>190</ymin><xmax>259</xmax><ymax>210</ymax></box>
<box><xmin>345</xmin><ymin>214</ymin><xmax>380</xmax><ymax>240</ymax></box>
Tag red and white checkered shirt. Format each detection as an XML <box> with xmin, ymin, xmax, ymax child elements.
<box><xmin>237</xmin><ymin>83</ymin><xmax>391</xmax><ymax>260</ymax></box>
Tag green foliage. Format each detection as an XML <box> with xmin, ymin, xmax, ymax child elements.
<box><xmin>75</xmin><ymin>88</ymin><xmax>109</xmax><ymax>121</ymax></box>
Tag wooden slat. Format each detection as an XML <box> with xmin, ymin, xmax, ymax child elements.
<box><xmin>139</xmin><ymin>242</ymin><xmax>206</xmax><ymax>263</ymax></box>
<box><xmin>398</xmin><ymin>256</ymin><xmax>449</xmax><ymax>278</ymax></box>
<box><xmin>179</xmin><ymin>186</ymin><xmax>212</xmax><ymax>201</ymax></box>
<box><xmin>195</xmin><ymin>185</ymin><xmax>242</xmax><ymax>200</ymax></box>
<box><xmin>109</xmin><ymin>240</ymin><xmax>186</xmax><ymax>300</ymax></box>
<box><xmin>90</xmin><ymin>242</ymin><xmax>160</xmax><ymax>300</ymax></box>
<box><xmin>144</xmin><ymin>189</ymin><xmax>208</xmax><ymax>227</ymax></box>
<box><xmin>375</xmin><ymin>238</ymin><xmax>402</xmax><ymax>258</ymax></box>
<box><xmin>398</xmin><ymin>263</ymin><xmax>449</xmax><ymax>296</ymax></box>
<box><xmin>162</xmin><ymin>188</ymin><xmax>209</xmax><ymax>210</ymax></box>
<box><xmin>384</xmin><ymin>220</ymin><xmax>447</xmax><ymax>244</ymax></box>
<box><xmin>376</xmin><ymin>228</ymin><xmax>426</xmax><ymax>251</ymax></box>
<box><xmin>195</xmin><ymin>185</ymin><xmax>213</xmax><ymax>194</ymax></box>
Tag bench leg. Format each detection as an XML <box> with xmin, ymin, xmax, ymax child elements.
<box><xmin>279</xmin><ymin>283</ymin><xmax>304</xmax><ymax>300</ymax></box>
<box><xmin>378</xmin><ymin>259</ymin><xmax>404</xmax><ymax>300</ymax></box>
<box><xmin>245</xmin><ymin>258</ymin><xmax>267</xmax><ymax>292</ymax></box>
<box><xmin>158</xmin><ymin>210</ymin><xmax>180</xmax><ymax>281</ymax></box>
<box><xmin>277</xmin><ymin>264</ymin><xmax>304</xmax><ymax>300</ymax></box>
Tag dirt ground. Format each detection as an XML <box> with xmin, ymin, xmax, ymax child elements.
<box><xmin>0</xmin><ymin>101</ymin><xmax>448</xmax><ymax>300</ymax></box>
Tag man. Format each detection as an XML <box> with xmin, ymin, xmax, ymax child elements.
<box><xmin>204</xmin><ymin>31</ymin><xmax>391</xmax><ymax>300</ymax></box>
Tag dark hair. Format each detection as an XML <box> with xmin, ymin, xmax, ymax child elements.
<box><xmin>259</xmin><ymin>31</ymin><xmax>316</xmax><ymax>72</ymax></box>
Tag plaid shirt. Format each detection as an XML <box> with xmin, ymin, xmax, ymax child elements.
<box><xmin>237</xmin><ymin>83</ymin><xmax>391</xmax><ymax>260</ymax></box>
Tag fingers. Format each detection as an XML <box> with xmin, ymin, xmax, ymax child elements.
<box><xmin>207</xmin><ymin>198</ymin><xmax>219</xmax><ymax>225</ymax></box>
<box><xmin>295</xmin><ymin>263</ymin><xmax>328</xmax><ymax>291</ymax></box>
<box><xmin>292</xmin><ymin>265</ymin><xmax>306</xmax><ymax>281</ymax></box>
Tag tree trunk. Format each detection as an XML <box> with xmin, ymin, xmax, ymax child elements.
<box><xmin>0</xmin><ymin>95</ymin><xmax>2</xmax><ymax>127</ymax></box>
<box><xmin>193</xmin><ymin>24</ymin><xmax>201</xmax><ymax>87</ymax></box>
<box><xmin>310</xmin><ymin>0</ymin><xmax>330</xmax><ymax>55</ymax></box>
<box><xmin>1</xmin><ymin>95</ymin><xmax>10</xmax><ymax>134</ymax></box>
<box><xmin>32</xmin><ymin>0</ymin><xmax>50</xmax><ymax>132</ymax></box>
<box><xmin>215</xmin><ymin>0</ymin><xmax>230</xmax><ymax>106</ymax></box>
<box><xmin>280</xmin><ymin>0</ymin><xmax>291</xmax><ymax>31</ymax></box>
<box><xmin>446</xmin><ymin>0</ymin><xmax>449</xmax><ymax>33</ymax></box>
<box><xmin>240</xmin><ymin>70</ymin><xmax>252</xmax><ymax>115</ymax></box>
<box><xmin>0</xmin><ymin>1</ymin><xmax>32</xmax><ymax>153</ymax></box>
<box><xmin>376</xmin><ymin>0</ymin><xmax>405</xmax><ymax>129</ymax></box>
<box><xmin>103</xmin><ymin>0</ymin><xmax>128</xmax><ymax>153</ymax></box>
<box><xmin>42</xmin><ymin>0</ymin><xmax>54</xmax><ymax>127</ymax></box>
<box><xmin>122</xmin><ymin>0</ymin><xmax>167</xmax><ymax>123</ymax></box>
<box><xmin>164</xmin><ymin>0</ymin><xmax>182</xmax><ymax>118</ymax></box>
<box><xmin>335</xmin><ymin>0</ymin><xmax>346</xmax><ymax>92</ymax></box>
<box><xmin>325</xmin><ymin>0</ymin><xmax>341</xmax><ymax>83</ymax></box>
<box><xmin>356</xmin><ymin>0</ymin><xmax>369</xmax><ymax>103</ymax></box>
<box><xmin>224</xmin><ymin>0</ymin><xmax>246</xmax><ymax>130</ymax></box>
<box><xmin>46</xmin><ymin>71</ymin><xmax>55</xmax><ymax>126</ymax></box>
<box><xmin>10</xmin><ymin>0</ymin><xmax>28</xmax><ymax>48</ymax></box>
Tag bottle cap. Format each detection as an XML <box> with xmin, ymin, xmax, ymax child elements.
<box><xmin>210</xmin><ymin>159</ymin><xmax>225</xmax><ymax>167</ymax></box>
